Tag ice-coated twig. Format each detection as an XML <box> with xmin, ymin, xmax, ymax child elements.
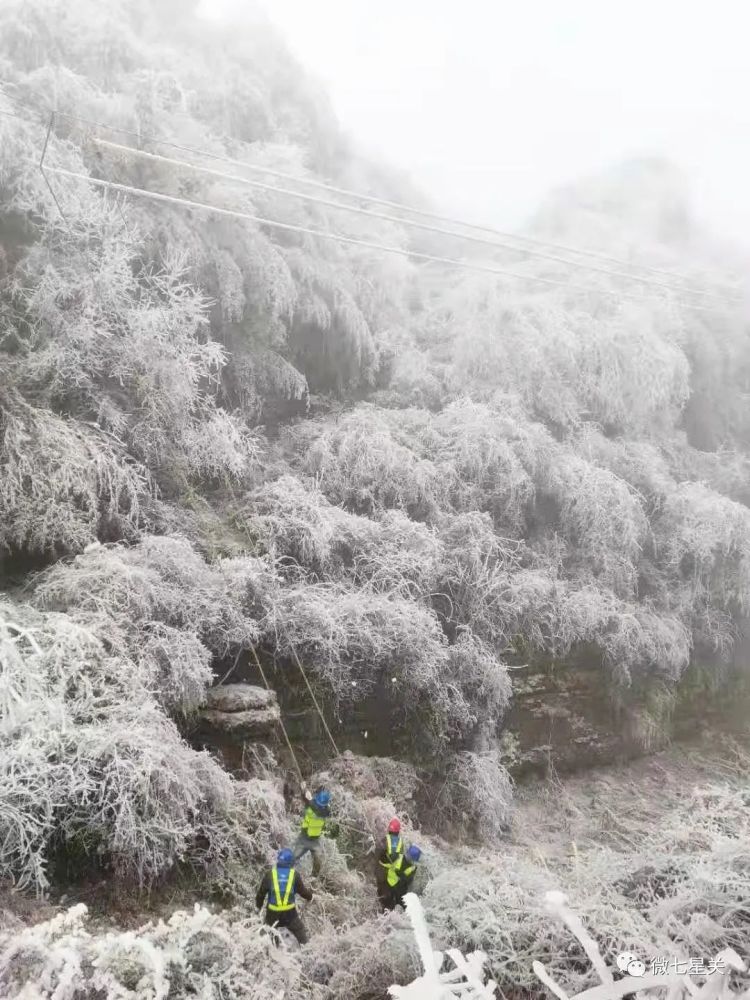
<box><xmin>533</xmin><ymin>894</ymin><xmax>749</xmax><ymax>1000</ymax></box>
<box><xmin>534</xmin><ymin>961</ymin><xmax>571</xmax><ymax>1000</ymax></box>
<box><xmin>389</xmin><ymin>894</ymin><xmax>498</xmax><ymax>999</ymax></box>
<box><xmin>403</xmin><ymin>892</ymin><xmax>441</xmax><ymax>981</ymax></box>
<box><xmin>545</xmin><ymin>891</ymin><xmax>614</xmax><ymax>986</ymax></box>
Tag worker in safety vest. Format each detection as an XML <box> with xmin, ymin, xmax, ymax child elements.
<box><xmin>292</xmin><ymin>783</ymin><xmax>332</xmax><ymax>876</ymax></box>
<box><xmin>376</xmin><ymin>817</ymin><xmax>404</xmax><ymax>905</ymax></box>
<box><xmin>256</xmin><ymin>848</ymin><xmax>313</xmax><ymax>944</ymax></box>
<box><xmin>381</xmin><ymin>844</ymin><xmax>422</xmax><ymax>911</ymax></box>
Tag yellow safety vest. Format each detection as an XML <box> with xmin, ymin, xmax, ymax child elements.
<box><xmin>301</xmin><ymin>805</ymin><xmax>326</xmax><ymax>838</ymax></box>
<box><xmin>379</xmin><ymin>834</ymin><xmax>404</xmax><ymax>870</ymax></box>
<box><xmin>268</xmin><ymin>866</ymin><xmax>296</xmax><ymax>912</ymax></box>
<box><xmin>386</xmin><ymin>855</ymin><xmax>416</xmax><ymax>889</ymax></box>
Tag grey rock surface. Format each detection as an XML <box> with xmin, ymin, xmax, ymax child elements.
<box><xmin>203</xmin><ymin>683</ymin><xmax>276</xmax><ymax>714</ymax></box>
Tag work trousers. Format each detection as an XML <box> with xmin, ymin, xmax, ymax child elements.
<box><xmin>293</xmin><ymin>832</ymin><xmax>323</xmax><ymax>875</ymax></box>
<box><xmin>264</xmin><ymin>908</ymin><xmax>309</xmax><ymax>945</ymax></box>
<box><xmin>378</xmin><ymin>883</ymin><xmax>412</xmax><ymax>912</ymax></box>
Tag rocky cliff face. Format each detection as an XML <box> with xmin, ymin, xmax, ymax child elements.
<box><xmin>201</xmin><ymin>656</ymin><xmax>750</xmax><ymax>786</ymax></box>
<box><xmin>192</xmin><ymin>683</ymin><xmax>281</xmax><ymax>770</ymax></box>
<box><xmin>505</xmin><ymin>660</ymin><xmax>750</xmax><ymax>779</ymax></box>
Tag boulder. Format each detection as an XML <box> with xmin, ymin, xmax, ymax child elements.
<box><xmin>203</xmin><ymin>684</ymin><xmax>276</xmax><ymax>714</ymax></box>
<box><xmin>198</xmin><ymin>705</ymin><xmax>280</xmax><ymax>739</ymax></box>
<box><xmin>196</xmin><ymin>684</ymin><xmax>280</xmax><ymax>741</ymax></box>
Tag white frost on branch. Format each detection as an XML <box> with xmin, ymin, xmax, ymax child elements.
<box><xmin>534</xmin><ymin>891</ymin><xmax>748</xmax><ymax>1000</ymax></box>
<box><xmin>388</xmin><ymin>892</ymin><xmax>498</xmax><ymax>1000</ymax></box>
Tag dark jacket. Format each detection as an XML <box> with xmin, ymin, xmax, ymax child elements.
<box><xmin>391</xmin><ymin>856</ymin><xmax>418</xmax><ymax>893</ymax></box>
<box><xmin>256</xmin><ymin>868</ymin><xmax>313</xmax><ymax>911</ymax></box>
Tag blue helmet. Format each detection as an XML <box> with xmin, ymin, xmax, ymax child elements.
<box><xmin>314</xmin><ymin>790</ymin><xmax>331</xmax><ymax>807</ymax></box>
<box><xmin>277</xmin><ymin>848</ymin><xmax>294</xmax><ymax>867</ymax></box>
<box><xmin>407</xmin><ymin>845</ymin><xmax>421</xmax><ymax>863</ymax></box>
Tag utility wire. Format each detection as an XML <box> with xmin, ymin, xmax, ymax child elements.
<box><xmin>1</xmin><ymin>88</ymin><xmax>736</xmax><ymax>293</ymax></box>
<box><xmin>93</xmin><ymin>137</ymin><xmax>736</xmax><ymax>303</ymax></box>
<box><xmin>42</xmin><ymin>164</ymin><xmax>724</xmax><ymax>312</ymax></box>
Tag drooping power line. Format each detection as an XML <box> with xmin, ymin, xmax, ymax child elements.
<box><xmin>2</xmin><ymin>88</ymin><xmax>737</xmax><ymax>295</ymax></box>
<box><xmin>92</xmin><ymin>137</ymin><xmax>736</xmax><ymax>303</ymax></box>
<box><xmin>42</xmin><ymin>163</ymin><xmax>724</xmax><ymax>313</ymax></box>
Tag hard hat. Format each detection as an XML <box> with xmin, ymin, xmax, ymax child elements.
<box><xmin>277</xmin><ymin>848</ymin><xmax>294</xmax><ymax>867</ymax></box>
<box><xmin>388</xmin><ymin>818</ymin><xmax>401</xmax><ymax>834</ymax></box>
<box><xmin>314</xmin><ymin>789</ymin><xmax>331</xmax><ymax>807</ymax></box>
<box><xmin>407</xmin><ymin>845</ymin><xmax>421</xmax><ymax>863</ymax></box>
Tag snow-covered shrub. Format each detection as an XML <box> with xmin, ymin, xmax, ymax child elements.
<box><xmin>305</xmin><ymin>408</ymin><xmax>451</xmax><ymax>519</ymax></box>
<box><xmin>573</xmin><ymin>425</ymin><xmax>677</xmax><ymax>501</ymax></box>
<box><xmin>325</xmin><ymin>752</ymin><xmax>420</xmax><ymax>816</ymax></box>
<box><xmin>572</xmin><ymin>302</ymin><xmax>691</xmax><ymax>434</ymax></box>
<box><xmin>302</xmin><ymin>913</ymin><xmax>420</xmax><ymax>1000</ymax></box>
<box><xmin>447</xmin><ymin>634</ymin><xmax>512</xmax><ymax>748</ymax></box>
<box><xmin>435</xmin><ymin>511</ymin><xmax>528</xmax><ymax>648</ymax></box>
<box><xmin>428</xmin><ymin>751</ymin><xmax>514</xmax><ymax>844</ymax></box>
<box><xmin>246</xmin><ymin>475</ymin><xmax>444</xmax><ymax>597</ymax></box>
<box><xmin>32</xmin><ymin>535</ymin><xmax>259</xmax><ymax>668</ymax></box>
<box><xmin>229</xmin><ymin>348</ymin><xmax>309</xmax><ymax>422</ymax></box>
<box><xmin>263</xmin><ymin>582</ymin><xmax>478</xmax><ymax>750</ymax></box>
<box><xmin>654</xmin><ymin>482</ymin><xmax>750</xmax><ymax>614</ymax></box>
<box><xmin>444</xmin><ymin>281</ymin><xmax>690</xmax><ymax>435</ymax></box>
<box><xmin>431</xmin><ymin>399</ymin><xmax>546</xmax><ymax>533</ymax></box>
<box><xmin>245</xmin><ymin>474</ymin><xmax>379</xmax><ymax>577</ymax></box>
<box><xmin>0</xmin><ymin>900</ymin><xmax>303</xmax><ymax>1000</ymax></box>
<box><xmin>0</xmin><ymin>103</ymin><xmax>259</xmax><ymax>489</ymax></box>
<box><xmin>546</xmin><ymin>451</ymin><xmax>649</xmax><ymax>597</ymax></box>
<box><xmin>0</xmin><ymin>598</ymin><xmax>269</xmax><ymax>893</ymax></box>
<box><xmin>0</xmin><ymin>390</ymin><xmax>153</xmax><ymax>554</ymax></box>
<box><xmin>353</xmin><ymin>510</ymin><xmax>444</xmax><ymax>598</ymax></box>
<box><xmin>560</xmin><ymin>586</ymin><xmax>692</xmax><ymax>683</ymax></box>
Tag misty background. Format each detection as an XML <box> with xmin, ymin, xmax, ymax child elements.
<box><xmin>200</xmin><ymin>0</ymin><xmax>750</xmax><ymax>247</ymax></box>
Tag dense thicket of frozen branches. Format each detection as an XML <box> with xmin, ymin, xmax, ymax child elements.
<box><xmin>1</xmin><ymin>1</ymin><xmax>750</xmax><ymax>997</ymax></box>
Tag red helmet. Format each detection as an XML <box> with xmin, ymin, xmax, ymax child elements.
<box><xmin>388</xmin><ymin>818</ymin><xmax>401</xmax><ymax>834</ymax></box>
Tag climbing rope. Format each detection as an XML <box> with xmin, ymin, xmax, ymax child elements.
<box><xmin>249</xmin><ymin>645</ymin><xmax>374</xmax><ymax>843</ymax></box>
<box><xmin>288</xmin><ymin>645</ymin><xmax>341</xmax><ymax>758</ymax></box>
<box><xmin>250</xmin><ymin>644</ymin><xmax>304</xmax><ymax>784</ymax></box>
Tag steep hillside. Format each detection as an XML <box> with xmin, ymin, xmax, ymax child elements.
<box><xmin>1</xmin><ymin>2</ymin><xmax>750</xmax><ymax>998</ymax></box>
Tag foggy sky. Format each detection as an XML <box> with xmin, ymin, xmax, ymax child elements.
<box><xmin>200</xmin><ymin>0</ymin><xmax>750</xmax><ymax>247</ymax></box>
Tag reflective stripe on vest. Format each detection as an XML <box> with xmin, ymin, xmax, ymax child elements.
<box><xmin>268</xmin><ymin>866</ymin><xmax>296</xmax><ymax>912</ymax></box>
<box><xmin>379</xmin><ymin>833</ymin><xmax>404</xmax><ymax>869</ymax></box>
<box><xmin>301</xmin><ymin>805</ymin><xmax>325</xmax><ymax>838</ymax></box>
<box><xmin>386</xmin><ymin>855</ymin><xmax>416</xmax><ymax>888</ymax></box>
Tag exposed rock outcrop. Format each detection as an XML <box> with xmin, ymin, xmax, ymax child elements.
<box><xmin>196</xmin><ymin>684</ymin><xmax>280</xmax><ymax>741</ymax></box>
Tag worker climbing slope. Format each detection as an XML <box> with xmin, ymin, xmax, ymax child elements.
<box><xmin>294</xmin><ymin>782</ymin><xmax>332</xmax><ymax>876</ymax></box>
<box><xmin>256</xmin><ymin>848</ymin><xmax>313</xmax><ymax>945</ymax></box>
<box><xmin>376</xmin><ymin>817</ymin><xmax>405</xmax><ymax>906</ymax></box>
<box><xmin>381</xmin><ymin>844</ymin><xmax>422</xmax><ymax>912</ymax></box>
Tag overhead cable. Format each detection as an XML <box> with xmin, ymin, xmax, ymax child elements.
<box><xmin>42</xmin><ymin>164</ymin><xmax>724</xmax><ymax>313</ymax></box>
<box><xmin>93</xmin><ymin>137</ymin><xmax>736</xmax><ymax>303</ymax></box>
<box><xmin>2</xmin><ymin>89</ymin><xmax>735</xmax><ymax>293</ymax></box>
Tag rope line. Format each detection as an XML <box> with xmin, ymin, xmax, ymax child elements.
<box><xmin>249</xmin><ymin>644</ymin><xmax>304</xmax><ymax>784</ymax></box>
<box><xmin>93</xmin><ymin>137</ymin><xmax>735</xmax><ymax>303</ymax></box>
<box><xmin>41</xmin><ymin>165</ymin><xmax>724</xmax><ymax>312</ymax></box>
<box><xmin>288</xmin><ymin>645</ymin><xmax>341</xmax><ymax>758</ymax></box>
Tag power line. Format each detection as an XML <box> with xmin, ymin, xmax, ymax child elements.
<box><xmin>93</xmin><ymin>137</ymin><xmax>735</xmax><ymax>304</ymax></box>
<box><xmin>3</xmin><ymin>88</ymin><xmax>736</xmax><ymax>294</ymax></box>
<box><xmin>42</xmin><ymin>163</ymin><xmax>723</xmax><ymax>312</ymax></box>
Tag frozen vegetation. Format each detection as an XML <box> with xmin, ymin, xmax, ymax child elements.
<box><xmin>1</xmin><ymin>1</ymin><xmax>750</xmax><ymax>997</ymax></box>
